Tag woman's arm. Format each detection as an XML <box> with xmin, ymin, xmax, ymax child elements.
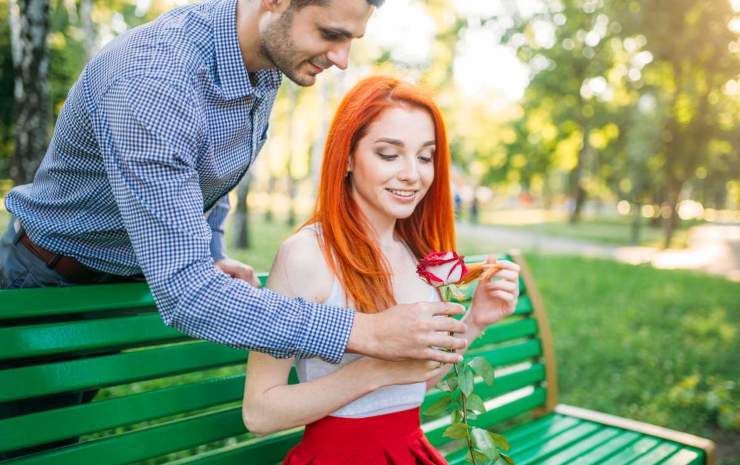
<box><xmin>241</xmin><ymin>230</ymin><xmax>444</xmax><ymax>435</ymax></box>
<box><xmin>242</xmin><ymin>350</ymin><xmax>385</xmax><ymax>435</ymax></box>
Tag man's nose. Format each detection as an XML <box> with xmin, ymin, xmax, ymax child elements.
<box><xmin>326</xmin><ymin>42</ymin><xmax>351</xmax><ymax>70</ymax></box>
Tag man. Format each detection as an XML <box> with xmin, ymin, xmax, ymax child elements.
<box><xmin>1</xmin><ymin>0</ymin><xmax>468</xmax><ymax>368</ymax></box>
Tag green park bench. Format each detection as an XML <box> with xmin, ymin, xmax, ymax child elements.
<box><xmin>0</xmin><ymin>252</ymin><xmax>716</xmax><ymax>465</ymax></box>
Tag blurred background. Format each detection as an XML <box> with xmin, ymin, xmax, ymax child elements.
<box><xmin>0</xmin><ymin>0</ymin><xmax>738</xmax><ymax>463</ymax></box>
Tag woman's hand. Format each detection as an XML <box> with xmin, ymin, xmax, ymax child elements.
<box><xmin>357</xmin><ymin>356</ymin><xmax>450</xmax><ymax>387</ymax></box>
<box><xmin>468</xmin><ymin>257</ymin><xmax>521</xmax><ymax>333</ymax></box>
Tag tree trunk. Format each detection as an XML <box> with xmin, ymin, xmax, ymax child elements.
<box><xmin>568</xmin><ymin>124</ymin><xmax>590</xmax><ymax>224</ymax></box>
<box><xmin>9</xmin><ymin>0</ymin><xmax>51</xmax><ymax>185</ymax></box>
<box><xmin>662</xmin><ymin>182</ymin><xmax>682</xmax><ymax>249</ymax></box>
<box><xmin>630</xmin><ymin>200</ymin><xmax>642</xmax><ymax>245</ymax></box>
<box><xmin>264</xmin><ymin>175</ymin><xmax>275</xmax><ymax>223</ymax></box>
<box><xmin>79</xmin><ymin>0</ymin><xmax>95</xmax><ymax>60</ymax></box>
<box><xmin>285</xmin><ymin>84</ymin><xmax>297</xmax><ymax>227</ymax></box>
<box><xmin>233</xmin><ymin>173</ymin><xmax>253</xmax><ymax>249</ymax></box>
<box><xmin>310</xmin><ymin>77</ymin><xmax>328</xmax><ymax>195</ymax></box>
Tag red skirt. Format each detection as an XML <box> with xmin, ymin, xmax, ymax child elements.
<box><xmin>282</xmin><ymin>407</ymin><xmax>449</xmax><ymax>465</ymax></box>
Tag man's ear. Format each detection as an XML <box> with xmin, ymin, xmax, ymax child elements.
<box><xmin>260</xmin><ymin>0</ymin><xmax>291</xmax><ymax>14</ymax></box>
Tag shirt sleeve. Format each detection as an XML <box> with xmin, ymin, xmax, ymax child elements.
<box><xmin>205</xmin><ymin>194</ymin><xmax>229</xmax><ymax>261</ymax></box>
<box><xmin>92</xmin><ymin>77</ymin><xmax>353</xmax><ymax>364</ymax></box>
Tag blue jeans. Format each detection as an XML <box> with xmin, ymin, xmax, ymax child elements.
<box><xmin>0</xmin><ymin>216</ymin><xmax>72</xmax><ymax>289</ymax></box>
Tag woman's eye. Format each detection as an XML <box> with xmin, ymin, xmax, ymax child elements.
<box><xmin>419</xmin><ymin>155</ymin><xmax>433</xmax><ymax>163</ymax></box>
<box><xmin>378</xmin><ymin>153</ymin><xmax>398</xmax><ymax>160</ymax></box>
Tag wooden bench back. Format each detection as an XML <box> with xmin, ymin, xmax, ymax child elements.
<box><xmin>0</xmin><ymin>252</ymin><xmax>556</xmax><ymax>465</ymax></box>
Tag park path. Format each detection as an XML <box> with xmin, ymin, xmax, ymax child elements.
<box><xmin>457</xmin><ymin>222</ymin><xmax>740</xmax><ymax>282</ymax></box>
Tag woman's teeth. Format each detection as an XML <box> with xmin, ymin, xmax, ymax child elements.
<box><xmin>387</xmin><ymin>189</ymin><xmax>415</xmax><ymax>198</ymax></box>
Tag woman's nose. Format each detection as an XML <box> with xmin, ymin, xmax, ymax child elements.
<box><xmin>398</xmin><ymin>158</ymin><xmax>420</xmax><ymax>183</ymax></box>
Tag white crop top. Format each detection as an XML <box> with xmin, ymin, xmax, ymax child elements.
<box><xmin>294</xmin><ymin>229</ymin><xmax>439</xmax><ymax>418</ymax></box>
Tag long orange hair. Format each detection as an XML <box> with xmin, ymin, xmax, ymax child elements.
<box><xmin>305</xmin><ymin>76</ymin><xmax>456</xmax><ymax>313</ymax></box>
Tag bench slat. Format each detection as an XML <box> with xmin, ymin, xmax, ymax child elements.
<box><xmin>164</xmin><ymin>429</ymin><xmax>304</xmax><ymax>465</ymax></box>
<box><xmin>422</xmin><ymin>363</ymin><xmax>545</xmax><ymax>419</ymax></box>
<box><xmin>662</xmin><ymin>449</ymin><xmax>703</xmax><ymax>465</ymax></box>
<box><xmin>0</xmin><ymin>313</ymin><xmax>184</xmax><ymax>362</ymax></box>
<box><xmin>631</xmin><ymin>442</ymin><xmax>682</xmax><ymax>465</ymax></box>
<box><xmin>467</xmin><ymin>317</ymin><xmax>538</xmax><ymax>352</ymax></box>
<box><xmin>0</xmin><ymin>375</ymin><xmax>244</xmax><ymax>453</ymax></box>
<box><xmin>424</xmin><ymin>387</ymin><xmax>547</xmax><ymax>446</ymax></box>
<box><xmin>503</xmin><ymin>413</ymin><xmax>571</xmax><ymax>443</ymax></box>
<box><xmin>598</xmin><ymin>437</ymin><xmax>661</xmax><ymax>464</ymax></box>
<box><xmin>511</xmin><ymin>421</ymin><xmax>602</xmax><ymax>465</ymax></box>
<box><xmin>538</xmin><ymin>427</ymin><xmax>622</xmax><ymax>465</ymax></box>
<box><xmin>0</xmin><ymin>342</ymin><xmax>245</xmax><ymax>402</ymax></box>
<box><xmin>465</xmin><ymin>339</ymin><xmax>542</xmax><ymax>367</ymax></box>
<box><xmin>0</xmin><ymin>283</ymin><xmax>154</xmax><ymax>319</ymax></box>
<box><xmin>564</xmin><ymin>430</ymin><xmax>641</xmax><ymax>464</ymax></box>
<box><xmin>0</xmin><ymin>275</ymin><xmax>270</xmax><ymax>320</ymax></box>
<box><xmin>2</xmin><ymin>408</ymin><xmax>247</xmax><ymax>465</ymax></box>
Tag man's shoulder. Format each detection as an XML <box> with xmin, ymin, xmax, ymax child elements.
<box><xmin>85</xmin><ymin>3</ymin><xmax>216</xmax><ymax>103</ymax></box>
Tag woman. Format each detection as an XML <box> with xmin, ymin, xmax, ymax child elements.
<box><xmin>242</xmin><ymin>76</ymin><xmax>520</xmax><ymax>464</ymax></box>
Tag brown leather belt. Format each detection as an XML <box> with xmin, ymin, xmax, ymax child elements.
<box><xmin>19</xmin><ymin>232</ymin><xmax>139</xmax><ymax>285</ymax></box>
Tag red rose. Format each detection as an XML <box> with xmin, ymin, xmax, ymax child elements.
<box><xmin>416</xmin><ymin>251</ymin><xmax>469</xmax><ymax>287</ymax></box>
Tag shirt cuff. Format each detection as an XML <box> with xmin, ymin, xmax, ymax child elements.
<box><xmin>295</xmin><ymin>302</ymin><xmax>355</xmax><ymax>364</ymax></box>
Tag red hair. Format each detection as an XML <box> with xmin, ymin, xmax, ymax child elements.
<box><xmin>305</xmin><ymin>76</ymin><xmax>456</xmax><ymax>313</ymax></box>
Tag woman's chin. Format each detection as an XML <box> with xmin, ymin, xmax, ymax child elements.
<box><xmin>384</xmin><ymin>205</ymin><xmax>418</xmax><ymax>221</ymax></box>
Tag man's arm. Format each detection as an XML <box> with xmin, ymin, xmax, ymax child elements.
<box><xmin>92</xmin><ymin>76</ymin><xmax>354</xmax><ymax>364</ymax></box>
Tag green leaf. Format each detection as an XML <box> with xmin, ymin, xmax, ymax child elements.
<box><xmin>447</xmin><ymin>374</ymin><xmax>459</xmax><ymax>391</ymax></box>
<box><xmin>466</xmin><ymin>393</ymin><xmax>487</xmax><ymax>413</ymax></box>
<box><xmin>469</xmin><ymin>356</ymin><xmax>496</xmax><ymax>386</ymax></box>
<box><xmin>459</xmin><ymin>365</ymin><xmax>475</xmax><ymax>396</ymax></box>
<box><xmin>435</xmin><ymin>378</ymin><xmax>452</xmax><ymax>392</ymax></box>
<box><xmin>472</xmin><ymin>427</ymin><xmax>500</xmax><ymax>461</ymax></box>
<box><xmin>443</xmin><ymin>422</ymin><xmax>468</xmax><ymax>440</ymax></box>
<box><xmin>452</xmin><ymin>409</ymin><xmax>463</xmax><ymax>423</ymax></box>
<box><xmin>465</xmin><ymin>448</ymin><xmax>490</xmax><ymax>464</ymax></box>
<box><xmin>466</xmin><ymin>411</ymin><xmax>478</xmax><ymax>420</ymax></box>
<box><xmin>500</xmin><ymin>451</ymin><xmax>515</xmax><ymax>465</ymax></box>
<box><xmin>488</xmin><ymin>432</ymin><xmax>511</xmax><ymax>452</ymax></box>
<box><xmin>424</xmin><ymin>395</ymin><xmax>452</xmax><ymax>417</ymax></box>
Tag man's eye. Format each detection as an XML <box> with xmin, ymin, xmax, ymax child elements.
<box><xmin>321</xmin><ymin>30</ymin><xmax>341</xmax><ymax>41</ymax></box>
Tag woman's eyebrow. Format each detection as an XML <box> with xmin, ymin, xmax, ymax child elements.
<box><xmin>375</xmin><ymin>138</ymin><xmax>404</xmax><ymax>146</ymax></box>
<box><xmin>374</xmin><ymin>138</ymin><xmax>436</xmax><ymax>148</ymax></box>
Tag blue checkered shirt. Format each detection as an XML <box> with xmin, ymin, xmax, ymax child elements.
<box><xmin>5</xmin><ymin>0</ymin><xmax>353</xmax><ymax>364</ymax></box>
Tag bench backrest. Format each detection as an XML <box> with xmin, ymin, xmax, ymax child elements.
<box><xmin>0</xmin><ymin>252</ymin><xmax>556</xmax><ymax>465</ymax></box>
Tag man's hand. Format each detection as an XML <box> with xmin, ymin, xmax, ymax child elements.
<box><xmin>215</xmin><ymin>258</ymin><xmax>260</xmax><ymax>287</ymax></box>
<box><xmin>346</xmin><ymin>302</ymin><xmax>468</xmax><ymax>364</ymax></box>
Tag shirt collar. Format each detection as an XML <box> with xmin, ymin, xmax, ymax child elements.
<box><xmin>212</xmin><ymin>0</ymin><xmax>282</xmax><ymax>100</ymax></box>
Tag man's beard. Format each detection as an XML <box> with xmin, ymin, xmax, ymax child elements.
<box><xmin>260</xmin><ymin>13</ymin><xmax>314</xmax><ymax>87</ymax></box>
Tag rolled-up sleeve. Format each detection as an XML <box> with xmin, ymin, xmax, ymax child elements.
<box><xmin>92</xmin><ymin>77</ymin><xmax>353</xmax><ymax>364</ymax></box>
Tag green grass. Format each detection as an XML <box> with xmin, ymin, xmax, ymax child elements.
<box><xmin>525</xmin><ymin>254</ymin><xmax>739</xmax><ymax>463</ymax></box>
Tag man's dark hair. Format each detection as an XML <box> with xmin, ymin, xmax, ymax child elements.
<box><xmin>289</xmin><ymin>0</ymin><xmax>384</xmax><ymax>9</ymax></box>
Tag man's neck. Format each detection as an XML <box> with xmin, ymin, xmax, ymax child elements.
<box><xmin>236</xmin><ymin>0</ymin><xmax>273</xmax><ymax>72</ymax></box>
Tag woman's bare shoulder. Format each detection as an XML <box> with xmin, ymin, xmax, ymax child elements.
<box><xmin>267</xmin><ymin>227</ymin><xmax>334</xmax><ymax>303</ymax></box>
